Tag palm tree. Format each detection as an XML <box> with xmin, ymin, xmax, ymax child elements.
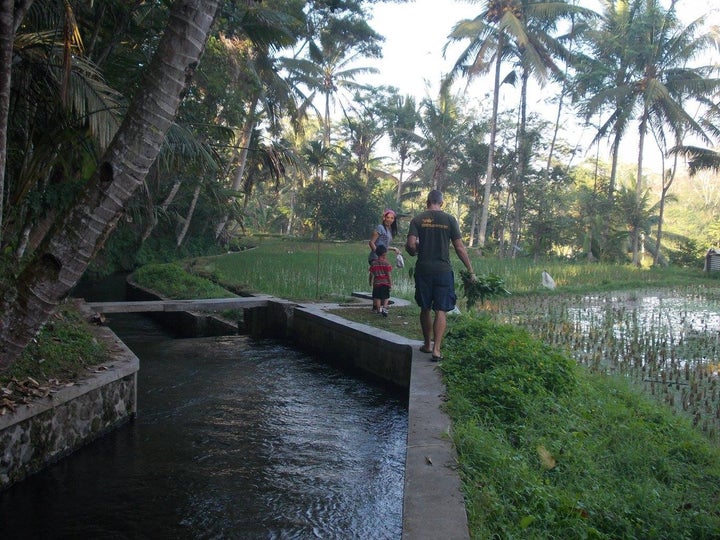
<box><xmin>455</xmin><ymin>122</ymin><xmax>489</xmax><ymax>247</ymax></box>
<box><xmin>445</xmin><ymin>0</ymin><xmax>594</xmax><ymax>250</ymax></box>
<box><xmin>614</xmin><ymin>182</ymin><xmax>663</xmax><ymax>265</ymax></box>
<box><xmin>208</xmin><ymin>2</ymin><xmax>306</xmax><ymax>240</ymax></box>
<box><xmin>282</xmin><ymin>43</ymin><xmax>378</xmax><ymax>148</ymax></box>
<box><xmin>2</xmin><ymin>2</ymin><xmax>125</xmax><ymax>258</ymax></box>
<box><xmin>339</xmin><ymin>98</ymin><xmax>387</xmax><ymax>188</ymax></box>
<box><xmin>415</xmin><ymin>86</ymin><xmax>468</xmax><ymax>192</ymax></box>
<box><xmin>384</xmin><ymin>93</ymin><xmax>420</xmax><ymax>203</ymax></box>
<box><xmin>576</xmin><ymin>0</ymin><xmax>720</xmax><ymax>264</ymax></box>
<box><xmin>0</xmin><ymin>0</ymin><xmax>222</xmax><ymax>367</ymax></box>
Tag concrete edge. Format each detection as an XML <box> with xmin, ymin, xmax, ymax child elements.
<box><xmin>86</xmin><ymin>287</ymin><xmax>469</xmax><ymax>539</ymax></box>
<box><xmin>402</xmin><ymin>346</ymin><xmax>469</xmax><ymax>539</ymax></box>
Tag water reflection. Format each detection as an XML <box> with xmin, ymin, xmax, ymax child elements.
<box><xmin>0</xmin><ymin>314</ymin><xmax>407</xmax><ymax>539</ymax></box>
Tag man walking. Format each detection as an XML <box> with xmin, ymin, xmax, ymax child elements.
<box><xmin>405</xmin><ymin>189</ymin><xmax>476</xmax><ymax>361</ymax></box>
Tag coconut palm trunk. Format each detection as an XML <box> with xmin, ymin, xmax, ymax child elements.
<box><xmin>633</xmin><ymin>108</ymin><xmax>649</xmax><ymax>265</ymax></box>
<box><xmin>215</xmin><ymin>92</ymin><xmax>260</xmax><ymax>239</ymax></box>
<box><xmin>0</xmin><ymin>0</ymin><xmax>221</xmax><ymax>368</ymax></box>
<box><xmin>478</xmin><ymin>33</ymin><xmax>504</xmax><ymax>249</ymax></box>
<box><xmin>177</xmin><ymin>183</ymin><xmax>202</xmax><ymax>247</ymax></box>
<box><xmin>0</xmin><ymin>0</ymin><xmax>18</xmax><ymax>236</ymax></box>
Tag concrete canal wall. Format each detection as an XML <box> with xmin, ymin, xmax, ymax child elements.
<box><xmin>0</xmin><ymin>301</ymin><xmax>138</xmax><ymax>490</ymax></box>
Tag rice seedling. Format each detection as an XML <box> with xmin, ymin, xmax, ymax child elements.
<box><xmin>491</xmin><ymin>286</ymin><xmax>720</xmax><ymax>443</ymax></box>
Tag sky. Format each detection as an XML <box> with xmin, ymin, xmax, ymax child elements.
<box><xmin>361</xmin><ymin>0</ymin><xmax>720</xmax><ymax>169</ymax></box>
<box><xmin>365</xmin><ymin>0</ymin><xmax>718</xmax><ymax>98</ymax></box>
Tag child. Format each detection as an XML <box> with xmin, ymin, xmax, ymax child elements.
<box><xmin>369</xmin><ymin>244</ymin><xmax>392</xmax><ymax>316</ymax></box>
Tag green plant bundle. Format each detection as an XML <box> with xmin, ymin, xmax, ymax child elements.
<box><xmin>459</xmin><ymin>270</ymin><xmax>511</xmax><ymax>309</ymax></box>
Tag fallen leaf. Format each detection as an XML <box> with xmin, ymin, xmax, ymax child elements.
<box><xmin>537</xmin><ymin>445</ymin><xmax>556</xmax><ymax>470</ymax></box>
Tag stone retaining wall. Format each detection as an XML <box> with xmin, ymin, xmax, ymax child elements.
<box><xmin>0</xmin><ymin>303</ymin><xmax>139</xmax><ymax>490</ymax></box>
<box><xmin>289</xmin><ymin>305</ymin><xmax>411</xmax><ymax>388</ymax></box>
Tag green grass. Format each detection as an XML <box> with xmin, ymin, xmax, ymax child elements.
<box><xmin>1</xmin><ymin>304</ymin><xmax>108</xmax><ymax>385</ymax></box>
<box><xmin>132</xmin><ymin>262</ymin><xmax>236</xmax><ymax>299</ymax></box>
<box><xmin>442</xmin><ymin>316</ymin><xmax>720</xmax><ymax>538</ymax></box>
<box><xmin>165</xmin><ymin>235</ymin><xmax>718</xmax><ymax>303</ymax></box>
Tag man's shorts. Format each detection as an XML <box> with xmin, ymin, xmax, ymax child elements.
<box><xmin>372</xmin><ymin>285</ymin><xmax>391</xmax><ymax>300</ymax></box>
<box><xmin>414</xmin><ymin>271</ymin><xmax>456</xmax><ymax>312</ymax></box>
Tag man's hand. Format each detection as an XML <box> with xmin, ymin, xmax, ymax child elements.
<box><xmin>405</xmin><ymin>235</ymin><xmax>418</xmax><ymax>256</ymax></box>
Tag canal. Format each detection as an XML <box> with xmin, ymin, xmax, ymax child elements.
<box><xmin>0</xmin><ymin>280</ymin><xmax>407</xmax><ymax>539</ymax></box>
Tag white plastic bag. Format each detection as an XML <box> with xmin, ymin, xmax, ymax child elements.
<box><xmin>395</xmin><ymin>253</ymin><xmax>405</xmax><ymax>269</ymax></box>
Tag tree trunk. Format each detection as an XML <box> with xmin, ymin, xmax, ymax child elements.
<box><xmin>510</xmin><ymin>68</ymin><xmax>529</xmax><ymax>260</ymax></box>
<box><xmin>396</xmin><ymin>156</ymin><xmax>406</xmax><ymax>204</ymax></box>
<box><xmin>215</xmin><ymin>92</ymin><xmax>260</xmax><ymax>239</ymax></box>
<box><xmin>633</xmin><ymin>110</ymin><xmax>648</xmax><ymax>265</ymax></box>
<box><xmin>654</xmin><ymin>144</ymin><xmax>677</xmax><ymax>267</ymax></box>
<box><xmin>478</xmin><ymin>33</ymin><xmax>504</xmax><ymax>249</ymax></box>
<box><xmin>177</xmin><ymin>182</ymin><xmax>201</xmax><ymax>247</ymax></box>
<box><xmin>0</xmin><ymin>0</ymin><xmax>221</xmax><ymax>368</ymax></box>
<box><xmin>142</xmin><ymin>177</ymin><xmax>183</xmax><ymax>242</ymax></box>
<box><xmin>0</xmin><ymin>0</ymin><xmax>16</xmax><ymax>238</ymax></box>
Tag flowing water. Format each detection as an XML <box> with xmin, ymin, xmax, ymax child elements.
<box><xmin>0</xmin><ymin>279</ymin><xmax>407</xmax><ymax>539</ymax></box>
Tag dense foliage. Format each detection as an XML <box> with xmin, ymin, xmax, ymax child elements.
<box><xmin>0</xmin><ymin>1</ymin><xmax>719</xmax><ymax>368</ymax></box>
<box><xmin>2</xmin><ymin>0</ymin><xmax>718</xmax><ymax>280</ymax></box>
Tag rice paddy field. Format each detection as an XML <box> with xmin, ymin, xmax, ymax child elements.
<box><xmin>490</xmin><ymin>288</ymin><xmax>720</xmax><ymax>443</ymax></box>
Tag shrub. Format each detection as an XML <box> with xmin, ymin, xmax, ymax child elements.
<box><xmin>442</xmin><ymin>316</ymin><xmax>577</xmax><ymax>424</ymax></box>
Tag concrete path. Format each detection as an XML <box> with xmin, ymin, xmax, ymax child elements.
<box><xmin>402</xmin><ymin>343</ymin><xmax>469</xmax><ymax>540</ymax></box>
<box><xmin>334</xmin><ymin>294</ymin><xmax>469</xmax><ymax>539</ymax></box>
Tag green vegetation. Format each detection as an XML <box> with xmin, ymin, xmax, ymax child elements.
<box><xmin>182</xmin><ymin>238</ymin><xmax>392</xmax><ymax>302</ymax></box>
<box><xmin>172</xmin><ymin>241</ymin><xmax>720</xmax><ymax>537</ymax></box>
<box><xmin>443</xmin><ymin>316</ymin><xmax>720</xmax><ymax>538</ymax></box>
<box><xmin>0</xmin><ymin>305</ymin><xmax>108</xmax><ymax>385</ymax></box>
<box><xmin>132</xmin><ymin>263</ymin><xmax>235</xmax><ymax>299</ymax></box>
<box><xmin>10</xmin><ymin>239</ymin><xmax>720</xmax><ymax>537</ymax></box>
<box><xmin>132</xmin><ymin>236</ymin><xmax>719</xmax><ymax>304</ymax></box>
<box><xmin>459</xmin><ymin>269</ymin><xmax>511</xmax><ymax>308</ymax></box>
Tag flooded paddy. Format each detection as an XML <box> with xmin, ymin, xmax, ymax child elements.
<box><xmin>492</xmin><ymin>287</ymin><xmax>720</xmax><ymax>442</ymax></box>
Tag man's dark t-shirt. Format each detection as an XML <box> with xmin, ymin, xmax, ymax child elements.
<box><xmin>408</xmin><ymin>210</ymin><xmax>461</xmax><ymax>275</ymax></box>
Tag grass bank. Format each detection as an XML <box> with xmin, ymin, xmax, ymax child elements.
<box><xmin>443</xmin><ymin>316</ymin><xmax>720</xmax><ymax>538</ymax></box>
<box><xmin>0</xmin><ymin>304</ymin><xmax>109</xmax><ymax>409</ymax></box>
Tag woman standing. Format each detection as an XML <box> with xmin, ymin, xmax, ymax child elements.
<box><xmin>368</xmin><ymin>209</ymin><xmax>400</xmax><ymax>264</ymax></box>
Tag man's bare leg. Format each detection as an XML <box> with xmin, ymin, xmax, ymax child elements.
<box><xmin>432</xmin><ymin>310</ymin><xmax>447</xmax><ymax>358</ymax></box>
<box><xmin>420</xmin><ymin>307</ymin><xmax>433</xmax><ymax>351</ymax></box>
